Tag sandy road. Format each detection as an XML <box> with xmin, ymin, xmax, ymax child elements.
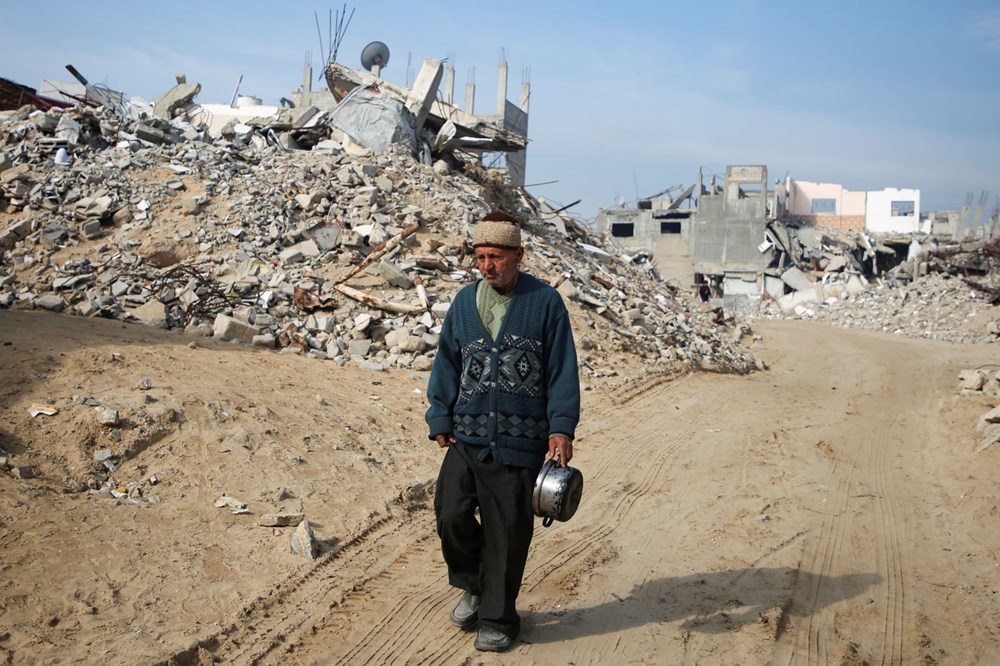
<box><xmin>182</xmin><ymin>320</ymin><xmax>998</xmax><ymax>665</ymax></box>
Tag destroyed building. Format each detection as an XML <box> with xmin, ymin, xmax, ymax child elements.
<box><xmin>692</xmin><ymin>165</ymin><xmax>773</xmax><ymax>312</ymax></box>
<box><xmin>597</xmin><ymin>165</ymin><xmax>777</xmax><ymax>312</ymax></box>
<box><xmin>597</xmin><ymin>156</ymin><xmax>998</xmax><ymax>320</ymax></box>
<box><xmin>322</xmin><ymin>53</ymin><xmax>530</xmax><ymax>187</ymax></box>
<box><xmin>780</xmin><ymin>178</ymin><xmax>923</xmax><ymax>234</ymax></box>
<box><xmin>0</xmin><ymin>50</ymin><xmax>765</xmax><ymax>381</ymax></box>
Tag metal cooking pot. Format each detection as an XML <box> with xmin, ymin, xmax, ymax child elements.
<box><xmin>532</xmin><ymin>458</ymin><xmax>584</xmax><ymax>527</ymax></box>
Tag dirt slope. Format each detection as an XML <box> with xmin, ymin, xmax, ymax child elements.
<box><xmin>0</xmin><ymin>312</ymin><xmax>997</xmax><ymax>665</ymax></box>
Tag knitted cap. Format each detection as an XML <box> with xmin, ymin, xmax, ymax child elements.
<box><xmin>472</xmin><ymin>211</ymin><xmax>522</xmax><ymax>248</ymax></box>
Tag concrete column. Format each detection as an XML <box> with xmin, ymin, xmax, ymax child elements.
<box><xmin>496</xmin><ymin>60</ymin><xmax>508</xmax><ymax>116</ymax></box>
<box><xmin>406</xmin><ymin>59</ymin><xmax>444</xmax><ymax>135</ymax></box>
<box><xmin>444</xmin><ymin>65</ymin><xmax>455</xmax><ymax>105</ymax></box>
<box><xmin>465</xmin><ymin>82</ymin><xmax>475</xmax><ymax>115</ymax></box>
<box><xmin>505</xmin><ymin>80</ymin><xmax>530</xmax><ymax>188</ymax></box>
<box><xmin>302</xmin><ymin>65</ymin><xmax>312</xmax><ymax>93</ymax></box>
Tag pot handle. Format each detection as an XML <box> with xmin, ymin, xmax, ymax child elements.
<box><xmin>542</xmin><ymin>516</ymin><xmax>554</xmax><ymax>528</ymax></box>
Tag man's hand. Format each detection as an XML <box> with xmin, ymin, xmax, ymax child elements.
<box><xmin>547</xmin><ymin>435</ymin><xmax>573</xmax><ymax>466</ymax></box>
<box><xmin>434</xmin><ymin>433</ymin><xmax>457</xmax><ymax>448</ymax></box>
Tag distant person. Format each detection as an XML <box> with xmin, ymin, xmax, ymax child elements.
<box><xmin>425</xmin><ymin>211</ymin><xmax>581</xmax><ymax>652</ymax></box>
<box><xmin>698</xmin><ymin>282</ymin><xmax>710</xmax><ymax>302</ymax></box>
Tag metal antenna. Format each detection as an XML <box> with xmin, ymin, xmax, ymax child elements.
<box><xmin>314</xmin><ymin>11</ymin><xmax>326</xmax><ymax>68</ymax></box>
<box><xmin>331</xmin><ymin>4</ymin><xmax>354</xmax><ymax>62</ymax></box>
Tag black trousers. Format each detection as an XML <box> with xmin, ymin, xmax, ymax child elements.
<box><xmin>434</xmin><ymin>441</ymin><xmax>539</xmax><ymax>638</ymax></box>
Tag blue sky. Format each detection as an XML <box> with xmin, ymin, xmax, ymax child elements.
<box><xmin>2</xmin><ymin>1</ymin><xmax>998</xmax><ymax>222</ymax></box>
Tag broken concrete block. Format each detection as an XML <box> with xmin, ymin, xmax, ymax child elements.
<box><xmin>962</xmin><ymin>371</ymin><xmax>987</xmax><ymax>391</ymax></box>
<box><xmin>278</xmin><ymin>240</ymin><xmax>319</xmax><ymax>265</ymax></box>
<box><xmin>353</xmin><ymin>313</ymin><xmax>373</xmax><ymax>332</ymax></box>
<box><xmin>80</xmin><ymin>219</ymin><xmax>102</xmax><ymax>239</ymax></box>
<box><xmin>258</xmin><ymin>512</ymin><xmax>305</xmax><ymax>527</ymax></box>
<box><xmin>112</xmin><ymin>207</ymin><xmax>133</xmax><ymax>225</ymax></box>
<box><xmin>978</xmin><ymin>405</ymin><xmax>1000</xmax><ymax>432</ymax></box>
<box><xmin>290</xmin><ymin>520</ymin><xmax>319</xmax><ymax>559</ymax></box>
<box><xmin>151</xmin><ymin>82</ymin><xmax>202</xmax><ymax>120</ymax></box>
<box><xmin>384</xmin><ymin>328</ymin><xmax>426</xmax><ymax>353</ymax></box>
<box><xmin>134</xmin><ymin>124</ymin><xmax>169</xmax><ymax>145</ymax></box>
<box><xmin>34</xmin><ymin>295</ymin><xmax>66</xmax><ymax>312</ymax></box>
<box><xmin>406</xmin><ymin>59</ymin><xmax>444</xmax><ymax>135</ymax></box>
<box><xmin>95</xmin><ymin>407</ymin><xmax>120</xmax><ymax>426</ymax></box>
<box><xmin>780</xmin><ymin>267</ymin><xmax>814</xmax><ymax>292</ymax></box>
<box><xmin>976</xmin><ymin>423</ymin><xmax>1000</xmax><ymax>454</ymax></box>
<box><xmin>294</xmin><ymin>192</ymin><xmax>321</xmax><ymax>210</ymax></box>
<box><xmin>378</xmin><ymin>260</ymin><xmax>413</xmax><ymax>289</ymax></box>
<box><xmin>348</xmin><ymin>339</ymin><xmax>372</xmax><ymax>357</ymax></box>
<box><xmin>129</xmin><ymin>300</ymin><xmax>168</xmax><ymax>328</ymax></box>
<box><xmin>55</xmin><ymin>115</ymin><xmax>81</xmax><ymax>144</ymax></box>
<box><xmin>4</xmin><ymin>218</ymin><xmax>34</xmax><ymax>242</ymax></box>
<box><xmin>557</xmin><ymin>280</ymin><xmax>578</xmax><ymax>300</ymax></box>
<box><xmin>412</xmin><ymin>355</ymin><xmax>434</xmax><ymax>372</ymax></box>
<box><xmin>0</xmin><ymin>163</ymin><xmax>30</xmax><ymax>184</ymax></box>
<box><xmin>213</xmin><ymin>314</ymin><xmax>258</xmax><ymax>343</ymax></box>
<box><xmin>252</xmin><ymin>333</ymin><xmax>275</xmax><ymax>348</ymax></box>
<box><xmin>311</xmin><ymin>226</ymin><xmax>341</xmax><ymax>251</ymax></box>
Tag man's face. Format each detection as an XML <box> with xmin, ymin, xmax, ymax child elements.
<box><xmin>475</xmin><ymin>245</ymin><xmax>523</xmax><ymax>293</ymax></box>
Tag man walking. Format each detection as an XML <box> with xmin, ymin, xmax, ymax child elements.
<box><xmin>425</xmin><ymin>211</ymin><xmax>580</xmax><ymax>652</ymax></box>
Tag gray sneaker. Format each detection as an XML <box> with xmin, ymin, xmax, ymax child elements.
<box><xmin>474</xmin><ymin>624</ymin><xmax>513</xmax><ymax>652</ymax></box>
<box><xmin>449</xmin><ymin>591</ymin><xmax>480</xmax><ymax>629</ymax></box>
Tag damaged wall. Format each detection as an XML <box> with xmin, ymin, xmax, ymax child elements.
<box><xmin>694</xmin><ymin>165</ymin><xmax>770</xmax><ymax>275</ymax></box>
<box><xmin>784</xmin><ymin>178</ymin><xmax>924</xmax><ymax>235</ymax></box>
<box><xmin>596</xmin><ymin>197</ymin><xmax>695</xmax><ymax>288</ymax></box>
<box><xmin>866</xmin><ymin>187</ymin><xmax>924</xmax><ymax>234</ymax></box>
<box><xmin>785</xmin><ymin>178</ymin><xmax>866</xmax><ymax>230</ymax></box>
<box><xmin>693</xmin><ymin>166</ymin><xmax>771</xmax><ymax>311</ymax></box>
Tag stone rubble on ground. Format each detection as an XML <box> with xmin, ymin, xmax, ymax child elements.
<box><xmin>258</xmin><ymin>512</ymin><xmax>305</xmax><ymax>528</ymax></box>
<box><xmin>762</xmin><ymin>272</ymin><xmax>998</xmax><ymax>344</ymax></box>
<box><xmin>957</xmin><ymin>368</ymin><xmax>1000</xmax><ymax>453</ymax></box>
<box><xmin>290</xmin><ymin>520</ymin><xmax>319</xmax><ymax>559</ymax></box>
<box><xmin>0</xmin><ymin>98</ymin><xmax>757</xmax><ymax>377</ymax></box>
<box><xmin>759</xmin><ymin>229</ymin><xmax>999</xmax><ymax>345</ymax></box>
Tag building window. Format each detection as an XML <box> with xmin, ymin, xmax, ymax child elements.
<box><xmin>891</xmin><ymin>200</ymin><xmax>914</xmax><ymax>217</ymax></box>
<box><xmin>660</xmin><ymin>221</ymin><xmax>681</xmax><ymax>234</ymax></box>
<box><xmin>610</xmin><ymin>223</ymin><xmax>635</xmax><ymax>237</ymax></box>
<box><xmin>811</xmin><ymin>198</ymin><xmax>836</xmax><ymax>214</ymax></box>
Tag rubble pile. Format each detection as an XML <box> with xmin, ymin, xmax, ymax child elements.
<box><xmin>0</xmin><ymin>99</ymin><xmax>756</xmax><ymax>377</ymax></box>
<box><xmin>764</xmin><ymin>273</ymin><xmax>998</xmax><ymax>343</ymax></box>
<box><xmin>760</xmin><ymin>223</ymin><xmax>999</xmax><ymax>344</ymax></box>
<box><xmin>958</xmin><ymin>368</ymin><xmax>1000</xmax><ymax>453</ymax></box>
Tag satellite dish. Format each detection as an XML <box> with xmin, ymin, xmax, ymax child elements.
<box><xmin>361</xmin><ymin>41</ymin><xmax>390</xmax><ymax>76</ymax></box>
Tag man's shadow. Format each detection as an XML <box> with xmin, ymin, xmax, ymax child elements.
<box><xmin>523</xmin><ymin>567</ymin><xmax>880</xmax><ymax>642</ymax></box>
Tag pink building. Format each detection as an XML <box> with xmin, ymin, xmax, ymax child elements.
<box><xmin>782</xmin><ymin>177</ymin><xmax>923</xmax><ymax>234</ymax></box>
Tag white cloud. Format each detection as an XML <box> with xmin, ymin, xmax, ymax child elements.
<box><xmin>968</xmin><ymin>8</ymin><xmax>1000</xmax><ymax>50</ymax></box>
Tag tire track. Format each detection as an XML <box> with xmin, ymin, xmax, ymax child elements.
<box><xmin>272</xmin><ymin>374</ymin><xmax>723</xmax><ymax>665</ymax></box>
<box><xmin>157</xmin><ymin>498</ymin><xmax>431</xmax><ymax>665</ymax></box>
<box><xmin>774</xmin><ymin>419</ymin><xmax>869</xmax><ymax>665</ymax></box>
<box><xmin>775</xmin><ymin>404</ymin><xmax>912</xmax><ymax>665</ymax></box>
<box><xmin>871</xmin><ymin>417</ymin><xmax>906</xmax><ymax>666</ymax></box>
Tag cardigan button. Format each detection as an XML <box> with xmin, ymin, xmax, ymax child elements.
<box><xmin>491</xmin><ymin>347</ymin><xmax>498</xmax><ymax>353</ymax></box>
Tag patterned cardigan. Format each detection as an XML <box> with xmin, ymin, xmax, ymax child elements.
<box><xmin>425</xmin><ymin>273</ymin><xmax>580</xmax><ymax>469</ymax></box>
